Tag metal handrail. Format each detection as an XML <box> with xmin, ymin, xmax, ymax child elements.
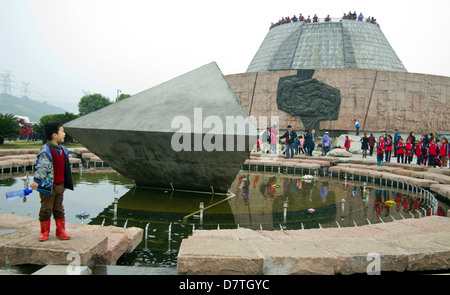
<box><xmin>270</xmin><ymin>16</ymin><xmax>379</xmax><ymax>30</ymax></box>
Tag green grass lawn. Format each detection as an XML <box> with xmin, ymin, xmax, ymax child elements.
<box><xmin>0</xmin><ymin>140</ymin><xmax>84</xmax><ymax>150</ymax></box>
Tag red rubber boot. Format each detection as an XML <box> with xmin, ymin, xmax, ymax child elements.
<box><xmin>55</xmin><ymin>218</ymin><xmax>71</xmax><ymax>240</ymax></box>
<box><xmin>39</xmin><ymin>220</ymin><xmax>51</xmax><ymax>241</ymax></box>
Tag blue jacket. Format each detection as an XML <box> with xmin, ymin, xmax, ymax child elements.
<box><xmin>34</xmin><ymin>143</ymin><xmax>74</xmax><ymax>195</ymax></box>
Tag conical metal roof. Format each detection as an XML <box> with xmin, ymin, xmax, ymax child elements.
<box><xmin>247</xmin><ymin>20</ymin><xmax>406</xmax><ymax>72</ymax></box>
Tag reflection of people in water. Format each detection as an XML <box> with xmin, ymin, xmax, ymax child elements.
<box><xmin>412</xmin><ymin>197</ymin><xmax>420</xmax><ymax>212</ymax></box>
<box><xmin>438</xmin><ymin>206</ymin><xmax>447</xmax><ymax>217</ymax></box>
<box><xmin>394</xmin><ymin>192</ymin><xmax>402</xmax><ymax>211</ymax></box>
<box><xmin>284</xmin><ymin>179</ymin><xmax>299</xmax><ymax>194</ymax></box>
<box><xmin>320</xmin><ymin>182</ymin><xmax>328</xmax><ymax>203</ymax></box>
<box><xmin>374</xmin><ymin>189</ymin><xmax>390</xmax><ymax>216</ymax></box>
<box><xmin>261</xmin><ymin>176</ymin><xmax>276</xmax><ymax>198</ymax></box>
<box><xmin>402</xmin><ymin>195</ymin><xmax>411</xmax><ymax>212</ymax></box>
<box><xmin>296</xmin><ymin>179</ymin><xmax>302</xmax><ymax>190</ymax></box>
<box><xmin>374</xmin><ymin>189</ymin><xmax>383</xmax><ymax>216</ymax></box>
<box><xmin>253</xmin><ymin>176</ymin><xmax>259</xmax><ymax>188</ymax></box>
<box><xmin>237</xmin><ymin>175</ymin><xmax>250</xmax><ymax>203</ymax></box>
<box><xmin>343</xmin><ymin>183</ymin><xmax>349</xmax><ymax>191</ymax></box>
<box><xmin>358</xmin><ymin>186</ymin><xmax>364</xmax><ymax>195</ymax></box>
<box><xmin>382</xmin><ymin>190</ymin><xmax>390</xmax><ymax>216</ymax></box>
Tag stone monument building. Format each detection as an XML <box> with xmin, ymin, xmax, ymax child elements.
<box><xmin>227</xmin><ymin>19</ymin><xmax>449</xmax><ymax>134</ymax></box>
<box><xmin>64</xmin><ymin>17</ymin><xmax>449</xmax><ymax>192</ymax></box>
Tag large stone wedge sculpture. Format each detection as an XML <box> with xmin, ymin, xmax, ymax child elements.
<box><xmin>65</xmin><ymin>62</ymin><xmax>257</xmax><ymax>193</ymax></box>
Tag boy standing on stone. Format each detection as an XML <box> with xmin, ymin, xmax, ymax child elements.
<box><xmin>30</xmin><ymin>122</ymin><xmax>74</xmax><ymax>241</ymax></box>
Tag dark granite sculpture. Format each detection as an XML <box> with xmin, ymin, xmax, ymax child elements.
<box><xmin>64</xmin><ymin>62</ymin><xmax>256</xmax><ymax>193</ymax></box>
<box><xmin>277</xmin><ymin>70</ymin><xmax>341</xmax><ymax>131</ymax></box>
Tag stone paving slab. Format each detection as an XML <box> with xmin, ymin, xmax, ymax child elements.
<box><xmin>315</xmin><ymin>237</ymin><xmax>407</xmax><ymax>274</ymax></box>
<box><xmin>177</xmin><ymin>237</ymin><xmax>263</xmax><ymax>275</ymax></box>
<box><xmin>0</xmin><ymin>149</ymin><xmax>38</xmax><ymax>156</ymax></box>
<box><xmin>430</xmin><ymin>184</ymin><xmax>450</xmax><ymax>199</ymax></box>
<box><xmin>329</xmin><ymin>165</ymin><xmax>440</xmax><ymax>188</ymax></box>
<box><xmin>331</xmin><ymin>163</ymin><xmax>450</xmax><ymax>200</ymax></box>
<box><xmin>380</xmin><ymin>233</ymin><xmax>450</xmax><ymax>272</ymax></box>
<box><xmin>177</xmin><ymin>216</ymin><xmax>450</xmax><ymax>275</ymax></box>
<box><xmin>253</xmin><ymin>239</ymin><xmax>335</xmax><ymax>275</ymax></box>
<box><xmin>0</xmin><ymin>214</ymin><xmax>143</xmax><ymax>266</ymax></box>
<box><xmin>3</xmin><ymin>228</ymin><xmax>107</xmax><ymax>266</ymax></box>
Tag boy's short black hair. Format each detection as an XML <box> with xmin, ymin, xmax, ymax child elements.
<box><xmin>43</xmin><ymin>121</ymin><xmax>63</xmax><ymax>141</ymax></box>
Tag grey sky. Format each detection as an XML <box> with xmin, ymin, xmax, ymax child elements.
<box><xmin>1</xmin><ymin>0</ymin><xmax>449</xmax><ymax>113</ymax></box>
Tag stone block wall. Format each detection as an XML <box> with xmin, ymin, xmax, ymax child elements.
<box><xmin>226</xmin><ymin>69</ymin><xmax>450</xmax><ymax>133</ymax></box>
<box><xmin>226</xmin><ymin>70</ymin><xmax>301</xmax><ymax>130</ymax></box>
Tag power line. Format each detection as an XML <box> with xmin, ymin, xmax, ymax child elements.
<box><xmin>22</xmin><ymin>82</ymin><xmax>30</xmax><ymax>97</ymax></box>
<box><xmin>0</xmin><ymin>69</ymin><xmax>79</xmax><ymax>102</ymax></box>
<box><xmin>0</xmin><ymin>71</ymin><xmax>14</xmax><ymax>95</ymax></box>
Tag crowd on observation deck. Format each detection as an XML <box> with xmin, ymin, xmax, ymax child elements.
<box><xmin>270</xmin><ymin>11</ymin><xmax>379</xmax><ymax>29</ymax></box>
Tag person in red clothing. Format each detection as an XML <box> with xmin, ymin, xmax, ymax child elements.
<box><xmin>344</xmin><ymin>135</ymin><xmax>351</xmax><ymax>151</ymax></box>
<box><xmin>415</xmin><ymin>140</ymin><xmax>423</xmax><ymax>165</ymax></box>
<box><xmin>404</xmin><ymin>138</ymin><xmax>413</xmax><ymax>164</ymax></box>
<box><xmin>368</xmin><ymin>134</ymin><xmax>376</xmax><ymax>156</ymax></box>
<box><xmin>439</xmin><ymin>137</ymin><xmax>448</xmax><ymax>168</ymax></box>
<box><xmin>397</xmin><ymin>137</ymin><xmax>404</xmax><ymax>164</ymax></box>
<box><xmin>376</xmin><ymin>136</ymin><xmax>385</xmax><ymax>166</ymax></box>
<box><xmin>428</xmin><ymin>137</ymin><xmax>439</xmax><ymax>167</ymax></box>
<box><xmin>385</xmin><ymin>135</ymin><xmax>393</xmax><ymax>162</ymax></box>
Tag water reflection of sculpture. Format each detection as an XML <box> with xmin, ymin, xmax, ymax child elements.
<box><xmin>235</xmin><ymin>173</ymin><xmax>335</xmax><ymax>208</ymax></box>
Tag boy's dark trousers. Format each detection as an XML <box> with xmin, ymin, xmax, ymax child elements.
<box><xmin>406</xmin><ymin>156</ymin><xmax>412</xmax><ymax>164</ymax></box>
<box><xmin>377</xmin><ymin>153</ymin><xmax>384</xmax><ymax>162</ymax></box>
<box><xmin>416</xmin><ymin>155</ymin><xmax>423</xmax><ymax>165</ymax></box>
<box><xmin>428</xmin><ymin>155</ymin><xmax>436</xmax><ymax>167</ymax></box>
<box><xmin>38</xmin><ymin>183</ymin><xmax>71</xmax><ymax>241</ymax></box>
<box><xmin>385</xmin><ymin>151</ymin><xmax>392</xmax><ymax>162</ymax></box>
<box><xmin>39</xmin><ymin>183</ymin><xmax>65</xmax><ymax>222</ymax></box>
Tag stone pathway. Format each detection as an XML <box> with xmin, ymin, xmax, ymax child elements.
<box><xmin>180</xmin><ymin>153</ymin><xmax>450</xmax><ymax>275</ymax></box>
<box><xmin>245</xmin><ymin>153</ymin><xmax>450</xmax><ymax>202</ymax></box>
<box><xmin>177</xmin><ymin>216</ymin><xmax>450</xmax><ymax>275</ymax></box>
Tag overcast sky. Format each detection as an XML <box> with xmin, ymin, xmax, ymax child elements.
<box><xmin>1</xmin><ymin>0</ymin><xmax>449</xmax><ymax>113</ymax></box>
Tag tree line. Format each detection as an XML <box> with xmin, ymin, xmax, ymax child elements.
<box><xmin>0</xmin><ymin>92</ymin><xmax>131</xmax><ymax>145</ymax></box>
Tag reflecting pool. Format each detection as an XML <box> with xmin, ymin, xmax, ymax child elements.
<box><xmin>0</xmin><ymin>169</ymin><xmax>448</xmax><ymax>267</ymax></box>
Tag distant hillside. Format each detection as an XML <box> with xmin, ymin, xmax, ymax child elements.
<box><xmin>0</xmin><ymin>94</ymin><xmax>68</xmax><ymax>123</ymax></box>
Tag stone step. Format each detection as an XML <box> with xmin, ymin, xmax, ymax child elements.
<box><xmin>1</xmin><ymin>227</ymin><xmax>107</xmax><ymax>266</ymax></box>
<box><xmin>177</xmin><ymin>216</ymin><xmax>450</xmax><ymax>275</ymax></box>
<box><xmin>0</xmin><ymin>214</ymin><xmax>143</xmax><ymax>266</ymax></box>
